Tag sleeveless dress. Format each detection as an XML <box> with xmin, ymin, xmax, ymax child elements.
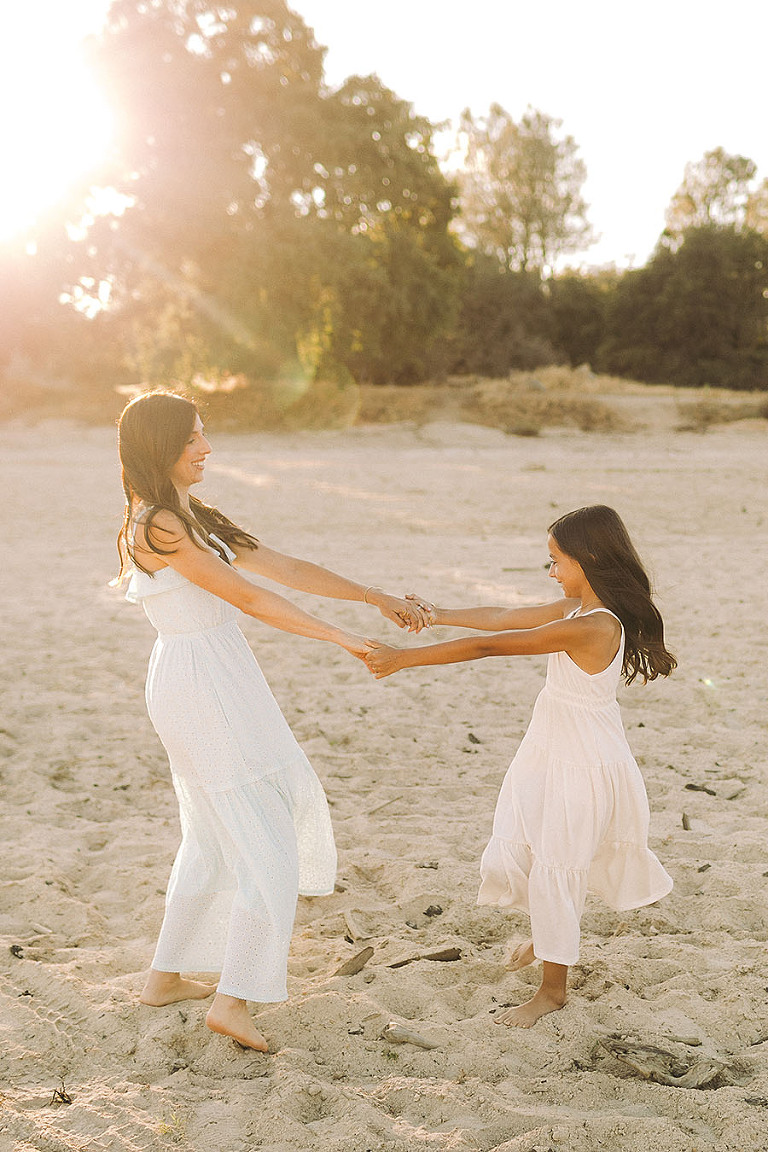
<box><xmin>126</xmin><ymin>536</ymin><xmax>337</xmax><ymax>1002</ymax></box>
<box><xmin>477</xmin><ymin>607</ymin><xmax>672</xmax><ymax>966</ymax></box>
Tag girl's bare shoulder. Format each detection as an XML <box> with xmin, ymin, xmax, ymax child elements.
<box><xmin>559</xmin><ymin>597</ymin><xmax>581</xmax><ymax>618</ymax></box>
<box><xmin>573</xmin><ymin>608</ymin><xmax>622</xmax><ymax>655</ymax></box>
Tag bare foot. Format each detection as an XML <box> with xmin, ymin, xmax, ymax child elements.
<box><xmin>495</xmin><ymin>987</ymin><xmax>566</xmax><ymax>1029</ymax></box>
<box><xmin>206</xmin><ymin>994</ymin><xmax>269</xmax><ymax>1052</ymax></box>
<box><xmin>507</xmin><ymin>939</ymin><xmax>536</xmax><ymax>971</ymax></box>
<box><xmin>139</xmin><ymin>971</ymin><xmax>217</xmax><ymax>1006</ymax></box>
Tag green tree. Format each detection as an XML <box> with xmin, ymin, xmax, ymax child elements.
<box><xmin>457</xmin><ymin>104</ymin><xmax>594</xmax><ymax>274</ymax></box>
<box><xmin>549</xmin><ymin>272</ymin><xmax>613</xmax><ymax>368</ymax></box>
<box><xmin>599</xmin><ymin>226</ymin><xmax>768</xmax><ymax>390</ymax></box>
<box><xmin>745</xmin><ymin>177</ymin><xmax>768</xmax><ymax>237</ymax></box>
<box><xmin>287</xmin><ymin>74</ymin><xmax>462</xmax><ymax>383</ymax></box>
<box><xmin>446</xmin><ymin>256</ymin><xmax>557</xmax><ymax>377</ymax></box>
<box><xmin>60</xmin><ymin>2</ymin><xmax>461</xmax><ymax>391</ymax></box>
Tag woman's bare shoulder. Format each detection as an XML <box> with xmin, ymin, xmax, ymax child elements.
<box><xmin>132</xmin><ymin>506</ymin><xmax>188</xmax><ymax>570</ymax></box>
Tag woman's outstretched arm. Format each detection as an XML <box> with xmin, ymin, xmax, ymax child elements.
<box><xmin>232</xmin><ymin>541</ymin><xmax>430</xmax><ymax>631</ymax></box>
<box><xmin>140</xmin><ymin>514</ymin><xmax>371</xmax><ymax>656</ymax></box>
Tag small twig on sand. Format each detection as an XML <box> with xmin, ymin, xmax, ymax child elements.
<box><xmin>367</xmin><ymin>794</ymin><xmax>403</xmax><ymax>816</ymax></box>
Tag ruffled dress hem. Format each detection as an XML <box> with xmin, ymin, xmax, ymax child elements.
<box><xmin>477</xmin><ymin>833</ymin><xmax>673</xmax><ymax>965</ymax></box>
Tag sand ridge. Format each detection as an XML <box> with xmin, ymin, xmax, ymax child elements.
<box><xmin>1</xmin><ymin>419</ymin><xmax>767</xmax><ymax>1151</ymax></box>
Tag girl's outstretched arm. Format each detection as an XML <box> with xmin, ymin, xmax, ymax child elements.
<box><xmin>428</xmin><ymin>599</ymin><xmax>577</xmax><ymax>631</ymax></box>
<box><xmin>365</xmin><ymin>613</ymin><xmax>619</xmax><ymax>678</ymax></box>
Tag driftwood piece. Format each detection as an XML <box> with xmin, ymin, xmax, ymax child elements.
<box><xmin>388</xmin><ymin>946</ymin><xmax>462</xmax><ymax>970</ymax></box>
<box><xmin>343</xmin><ymin>909</ymin><xmax>375</xmax><ymax>942</ymax></box>
<box><xmin>598</xmin><ymin>1036</ymin><xmax>727</xmax><ymax>1089</ymax></box>
<box><xmin>333</xmin><ymin>946</ymin><xmax>374</xmax><ymax>976</ymax></box>
<box><xmin>381</xmin><ymin>1022</ymin><xmax>440</xmax><ymax>1050</ymax></box>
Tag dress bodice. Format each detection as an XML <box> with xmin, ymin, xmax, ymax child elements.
<box><xmin>543</xmin><ymin>607</ymin><xmax>624</xmax><ymax>708</ymax></box>
<box><xmin>524</xmin><ymin>607</ymin><xmax>629</xmax><ymax>768</ymax></box>
<box><xmin>125</xmin><ymin>535</ymin><xmax>240</xmax><ymax>636</ymax></box>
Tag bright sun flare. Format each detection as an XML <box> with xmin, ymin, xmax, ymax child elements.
<box><xmin>0</xmin><ymin>5</ymin><xmax>113</xmax><ymax>242</ymax></box>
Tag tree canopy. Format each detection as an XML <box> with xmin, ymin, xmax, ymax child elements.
<box><xmin>664</xmin><ymin>147</ymin><xmax>759</xmax><ymax>241</ymax></box>
<box><xmin>3</xmin><ymin>7</ymin><xmax>768</xmax><ymax>409</ymax></box>
<box><xmin>457</xmin><ymin>104</ymin><xmax>594</xmax><ymax>274</ymax></box>
<box><xmin>63</xmin><ymin>0</ymin><xmax>462</xmax><ymax>388</ymax></box>
<box><xmin>599</xmin><ymin>225</ymin><xmax>768</xmax><ymax>390</ymax></box>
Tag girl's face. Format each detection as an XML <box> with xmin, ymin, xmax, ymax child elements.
<box><xmin>547</xmin><ymin>534</ymin><xmax>587</xmax><ymax>599</ymax></box>
<box><xmin>169</xmin><ymin>415</ymin><xmax>211</xmax><ymax>491</ymax></box>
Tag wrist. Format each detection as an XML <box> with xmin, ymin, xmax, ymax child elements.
<box><xmin>362</xmin><ymin>585</ymin><xmax>384</xmax><ymax>606</ymax></box>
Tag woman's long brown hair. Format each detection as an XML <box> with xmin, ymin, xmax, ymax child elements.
<box><xmin>549</xmin><ymin>505</ymin><xmax>677</xmax><ymax>684</ymax></box>
<box><xmin>116</xmin><ymin>391</ymin><xmax>259</xmax><ymax>579</ymax></box>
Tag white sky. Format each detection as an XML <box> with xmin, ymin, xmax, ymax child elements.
<box><xmin>4</xmin><ymin>1</ymin><xmax>766</xmax><ymax>267</ymax></box>
<box><xmin>289</xmin><ymin>0</ymin><xmax>768</xmax><ymax>268</ymax></box>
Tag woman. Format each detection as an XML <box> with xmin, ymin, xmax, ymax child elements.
<box><xmin>117</xmin><ymin>390</ymin><xmax>428</xmax><ymax>1051</ymax></box>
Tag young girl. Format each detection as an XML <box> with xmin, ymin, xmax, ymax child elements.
<box><xmin>117</xmin><ymin>391</ymin><xmax>429</xmax><ymax>1051</ymax></box>
<box><xmin>365</xmin><ymin>505</ymin><xmax>675</xmax><ymax>1028</ymax></box>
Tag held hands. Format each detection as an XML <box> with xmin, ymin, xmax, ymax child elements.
<box><xmin>363</xmin><ymin>640</ymin><xmax>405</xmax><ymax>679</ymax></box>
<box><xmin>340</xmin><ymin>633</ymin><xmax>378</xmax><ymax>661</ymax></box>
<box><xmin>368</xmin><ymin>588</ymin><xmax>435</xmax><ymax>632</ymax></box>
<box><xmin>340</xmin><ymin>634</ymin><xmax>406</xmax><ymax>678</ymax></box>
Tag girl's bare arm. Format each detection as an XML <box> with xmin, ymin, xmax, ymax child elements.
<box><xmin>365</xmin><ymin>614</ymin><xmax>618</xmax><ymax>678</ymax></box>
<box><xmin>430</xmin><ymin>599</ymin><xmax>577</xmax><ymax>631</ymax></box>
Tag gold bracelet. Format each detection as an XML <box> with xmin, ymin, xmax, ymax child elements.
<box><xmin>363</xmin><ymin>585</ymin><xmax>376</xmax><ymax>604</ymax></box>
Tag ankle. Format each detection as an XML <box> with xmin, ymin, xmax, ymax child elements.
<box><xmin>145</xmin><ymin>970</ymin><xmax>179</xmax><ymax>987</ymax></box>
<box><xmin>540</xmin><ymin>986</ymin><xmax>567</xmax><ymax>1008</ymax></box>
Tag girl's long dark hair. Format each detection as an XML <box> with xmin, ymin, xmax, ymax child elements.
<box><xmin>549</xmin><ymin>505</ymin><xmax>676</xmax><ymax>685</ymax></box>
<box><xmin>116</xmin><ymin>391</ymin><xmax>259</xmax><ymax>579</ymax></box>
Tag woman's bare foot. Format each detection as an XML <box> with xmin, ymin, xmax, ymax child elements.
<box><xmin>139</xmin><ymin>971</ymin><xmax>217</xmax><ymax>1006</ymax></box>
<box><xmin>507</xmin><ymin>939</ymin><xmax>536</xmax><ymax>971</ymax></box>
<box><xmin>495</xmin><ymin>986</ymin><xmax>566</xmax><ymax>1028</ymax></box>
<box><xmin>206</xmin><ymin>993</ymin><xmax>269</xmax><ymax>1052</ymax></box>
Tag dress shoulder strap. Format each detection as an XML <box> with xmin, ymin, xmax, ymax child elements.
<box><xmin>581</xmin><ymin>606</ymin><xmax>623</xmax><ymax>630</ymax></box>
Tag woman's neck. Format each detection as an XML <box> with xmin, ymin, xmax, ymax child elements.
<box><xmin>172</xmin><ymin>482</ymin><xmax>192</xmax><ymax>513</ymax></box>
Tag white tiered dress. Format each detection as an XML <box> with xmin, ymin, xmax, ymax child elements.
<box><xmin>477</xmin><ymin>607</ymin><xmax>672</xmax><ymax>966</ymax></box>
<box><xmin>126</xmin><ymin>537</ymin><xmax>337</xmax><ymax>1002</ymax></box>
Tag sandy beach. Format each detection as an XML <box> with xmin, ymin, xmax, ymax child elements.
<box><xmin>1</xmin><ymin>414</ymin><xmax>767</xmax><ymax>1152</ymax></box>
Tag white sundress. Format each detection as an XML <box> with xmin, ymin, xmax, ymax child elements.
<box><xmin>126</xmin><ymin>536</ymin><xmax>337</xmax><ymax>1002</ymax></box>
<box><xmin>478</xmin><ymin>607</ymin><xmax>672</xmax><ymax>966</ymax></box>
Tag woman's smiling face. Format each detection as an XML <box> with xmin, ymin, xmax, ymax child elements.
<box><xmin>169</xmin><ymin>415</ymin><xmax>211</xmax><ymax>491</ymax></box>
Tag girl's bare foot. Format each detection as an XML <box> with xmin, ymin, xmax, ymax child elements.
<box><xmin>139</xmin><ymin>971</ymin><xmax>217</xmax><ymax>1006</ymax></box>
<box><xmin>206</xmin><ymin>993</ymin><xmax>269</xmax><ymax>1052</ymax></box>
<box><xmin>507</xmin><ymin>939</ymin><xmax>536</xmax><ymax>971</ymax></box>
<box><xmin>495</xmin><ymin>986</ymin><xmax>566</xmax><ymax>1028</ymax></box>
<box><xmin>496</xmin><ymin>959</ymin><xmax>568</xmax><ymax>1028</ymax></box>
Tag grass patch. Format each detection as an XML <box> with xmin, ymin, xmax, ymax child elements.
<box><xmin>3</xmin><ymin>361</ymin><xmax>766</xmax><ymax>435</ymax></box>
<box><xmin>675</xmin><ymin>392</ymin><xmax>768</xmax><ymax>431</ymax></box>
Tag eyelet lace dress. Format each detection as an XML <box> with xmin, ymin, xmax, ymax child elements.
<box><xmin>477</xmin><ymin>607</ymin><xmax>672</xmax><ymax>966</ymax></box>
<box><xmin>126</xmin><ymin>536</ymin><xmax>336</xmax><ymax>1001</ymax></box>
